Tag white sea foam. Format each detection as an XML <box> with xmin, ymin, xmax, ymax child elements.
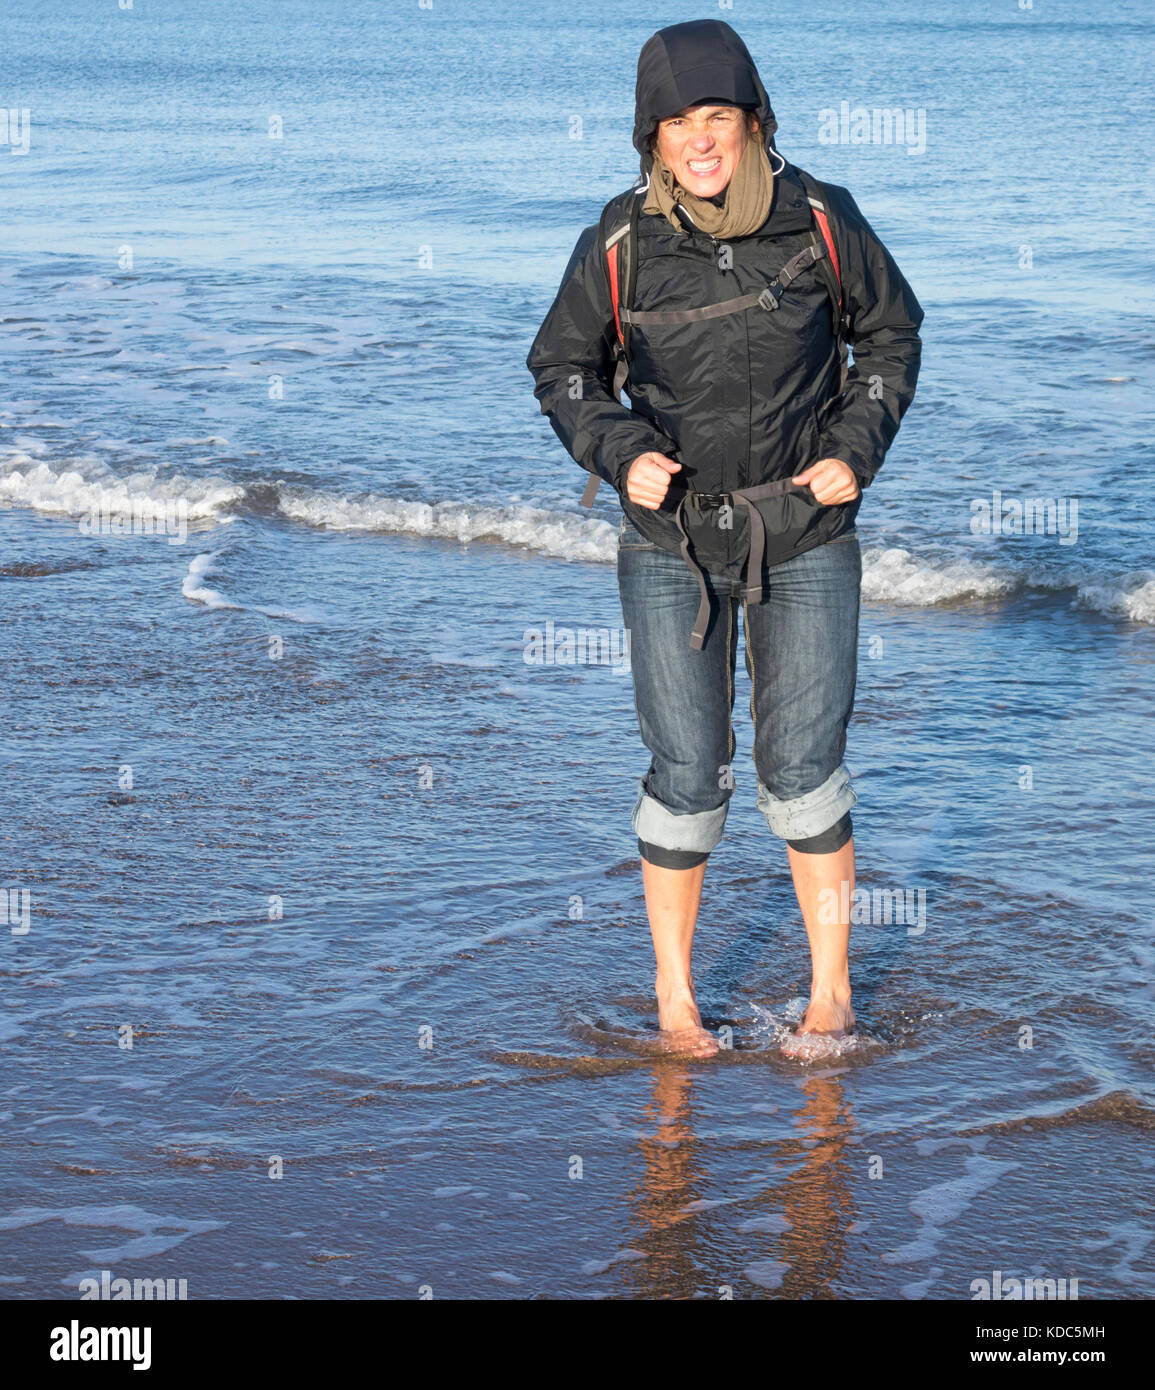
<box><xmin>864</xmin><ymin>547</ymin><xmax>1155</xmax><ymax>624</ymax></box>
<box><xmin>181</xmin><ymin>552</ymin><xmax>239</xmax><ymax>610</ymax></box>
<box><xmin>860</xmin><ymin>546</ymin><xmax>1012</xmax><ymax>604</ymax></box>
<box><xmin>3</xmin><ymin>460</ymin><xmax>1151</xmax><ymax>624</ymax></box>
<box><xmin>1074</xmin><ymin>574</ymin><xmax>1155</xmax><ymax>625</ymax></box>
<box><xmin>737</xmin><ymin>1214</ymin><xmax>792</xmax><ymax>1234</ymax></box>
<box><xmin>880</xmin><ymin>1156</ymin><xmax>1019</xmax><ymax>1266</ymax></box>
<box><xmin>744</xmin><ymin>1258</ymin><xmax>790</xmax><ymax>1290</ymax></box>
<box><xmin>0</xmin><ymin>1203</ymin><xmax>223</xmax><ymax>1269</ymax></box>
<box><xmin>275</xmin><ymin>488</ymin><xmax>618</xmax><ymax>564</ymax></box>
<box><xmin>579</xmin><ymin>1248</ymin><xmax>646</xmax><ymax>1276</ymax></box>
<box><xmin>0</xmin><ymin>456</ymin><xmax>243</xmax><ymax>522</ymax></box>
<box><xmin>180</xmin><ymin>551</ymin><xmax>319</xmax><ymax>623</ymax></box>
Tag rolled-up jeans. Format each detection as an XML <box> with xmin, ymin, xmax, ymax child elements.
<box><xmin>617</xmin><ymin>512</ymin><xmax>861</xmax><ymax>867</ymax></box>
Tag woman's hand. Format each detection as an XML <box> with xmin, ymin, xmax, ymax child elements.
<box><xmin>626</xmin><ymin>451</ymin><xmax>682</xmax><ymax>509</ymax></box>
<box><xmin>792</xmin><ymin>458</ymin><xmax>861</xmax><ymax>505</ymax></box>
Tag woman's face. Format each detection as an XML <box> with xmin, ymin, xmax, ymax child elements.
<box><xmin>654</xmin><ymin>104</ymin><xmax>758</xmax><ymax>198</ymax></box>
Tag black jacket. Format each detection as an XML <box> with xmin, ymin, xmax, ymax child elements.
<box><xmin>526</xmin><ymin>20</ymin><xmax>924</xmax><ymax>572</ymax></box>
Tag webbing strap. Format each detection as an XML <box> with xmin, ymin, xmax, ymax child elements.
<box><xmin>731</xmin><ymin>479</ymin><xmax>799</xmax><ymax>607</ymax></box>
<box><xmin>621</xmin><ymin>241</ymin><xmax>827</xmax><ymax>327</ymax></box>
<box><xmin>623</xmin><ymin>290</ymin><xmax>765</xmax><ymax>327</ymax></box>
<box><xmin>673</xmin><ymin>493</ymin><xmax>715</xmax><ymax>652</ymax></box>
<box><xmin>672</xmin><ymin>478</ymin><xmax>804</xmax><ymax>648</ymax></box>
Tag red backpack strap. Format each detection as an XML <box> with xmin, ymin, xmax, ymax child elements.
<box><xmin>811</xmin><ymin>200</ymin><xmax>841</xmax><ymax>292</ymax></box>
<box><xmin>796</xmin><ymin>169</ymin><xmax>840</xmax><ymax>288</ymax></box>
<box><xmin>582</xmin><ymin>202</ymin><xmax>637</xmax><ymax>507</ymax></box>
<box><xmin>796</xmin><ymin>169</ymin><xmax>853</xmax><ymax>405</ymax></box>
<box><xmin>605</xmin><ymin>222</ymin><xmax>629</xmax><ymax>350</ymax></box>
<box><xmin>796</xmin><ymin>168</ymin><xmax>848</xmax><ymax>335</ymax></box>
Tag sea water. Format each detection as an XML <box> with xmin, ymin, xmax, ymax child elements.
<box><xmin>1</xmin><ymin>0</ymin><xmax>1152</xmax><ymax>1299</ymax></box>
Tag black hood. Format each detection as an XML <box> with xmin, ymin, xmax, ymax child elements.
<box><xmin>632</xmin><ymin>19</ymin><xmax>779</xmax><ymax>179</ymax></box>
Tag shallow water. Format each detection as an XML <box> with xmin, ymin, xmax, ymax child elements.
<box><xmin>2</xmin><ymin>0</ymin><xmax>1153</xmax><ymax>1299</ymax></box>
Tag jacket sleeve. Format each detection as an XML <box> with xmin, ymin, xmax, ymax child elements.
<box><xmin>526</xmin><ymin>220</ymin><xmax>681</xmax><ymax>496</ymax></box>
<box><xmin>816</xmin><ymin>185</ymin><xmax>924</xmax><ymax>488</ymax></box>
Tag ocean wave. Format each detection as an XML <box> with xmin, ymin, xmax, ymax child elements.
<box><xmin>280</xmin><ymin>487</ymin><xmax>1155</xmax><ymax>624</ymax></box>
<box><xmin>180</xmin><ymin>552</ymin><xmax>240</xmax><ymax>611</ymax></box>
<box><xmin>275</xmin><ymin>487</ymin><xmax>618</xmax><ymax>564</ymax></box>
<box><xmin>3</xmin><ymin>460</ymin><xmax>1152</xmax><ymax>625</ymax></box>
<box><xmin>860</xmin><ymin>546</ymin><xmax>1013</xmax><ymax>604</ymax></box>
<box><xmin>0</xmin><ymin>455</ymin><xmax>243</xmax><ymax>523</ymax></box>
<box><xmin>180</xmin><ymin>551</ymin><xmax>324</xmax><ymax>624</ymax></box>
<box><xmin>1074</xmin><ymin>574</ymin><xmax>1155</xmax><ymax>625</ymax></box>
<box><xmin>862</xmin><ymin>548</ymin><xmax>1155</xmax><ymax>624</ymax></box>
<box><xmin>959</xmin><ymin>1089</ymin><xmax>1155</xmax><ymax>1135</ymax></box>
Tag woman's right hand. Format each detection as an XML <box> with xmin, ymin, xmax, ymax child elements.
<box><xmin>625</xmin><ymin>452</ymin><xmax>682</xmax><ymax>509</ymax></box>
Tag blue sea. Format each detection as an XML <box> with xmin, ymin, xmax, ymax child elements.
<box><xmin>1</xmin><ymin>0</ymin><xmax>1152</xmax><ymax>1300</ymax></box>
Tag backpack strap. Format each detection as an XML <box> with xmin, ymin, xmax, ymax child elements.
<box><xmin>600</xmin><ymin>193</ymin><xmax>640</xmax><ymax>376</ymax></box>
<box><xmin>581</xmin><ymin>194</ymin><xmax>641</xmax><ymax>507</ymax></box>
<box><xmin>796</xmin><ymin>168</ymin><xmax>852</xmax><ymax>394</ymax></box>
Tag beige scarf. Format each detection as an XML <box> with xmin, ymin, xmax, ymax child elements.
<box><xmin>643</xmin><ymin>129</ymin><xmax>775</xmax><ymax>239</ymax></box>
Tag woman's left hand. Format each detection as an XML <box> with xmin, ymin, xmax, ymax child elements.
<box><xmin>792</xmin><ymin>458</ymin><xmax>861</xmax><ymax>505</ymax></box>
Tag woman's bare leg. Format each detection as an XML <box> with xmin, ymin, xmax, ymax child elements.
<box><xmin>786</xmin><ymin>836</ymin><xmax>856</xmax><ymax>1035</ymax></box>
<box><xmin>642</xmin><ymin>858</ymin><xmax>719</xmax><ymax>1055</ymax></box>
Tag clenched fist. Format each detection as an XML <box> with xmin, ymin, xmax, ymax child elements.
<box><xmin>626</xmin><ymin>451</ymin><xmax>682</xmax><ymax>509</ymax></box>
<box><xmin>792</xmin><ymin>458</ymin><xmax>861</xmax><ymax>505</ymax></box>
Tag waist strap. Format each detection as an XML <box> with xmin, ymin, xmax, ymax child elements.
<box><xmin>673</xmin><ymin>479</ymin><xmax>802</xmax><ymax>650</ymax></box>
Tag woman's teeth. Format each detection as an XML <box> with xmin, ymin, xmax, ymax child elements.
<box><xmin>687</xmin><ymin>158</ymin><xmax>722</xmax><ymax>174</ymax></box>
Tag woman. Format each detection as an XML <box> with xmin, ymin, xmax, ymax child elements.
<box><xmin>527</xmin><ymin>19</ymin><xmax>923</xmax><ymax>1056</ymax></box>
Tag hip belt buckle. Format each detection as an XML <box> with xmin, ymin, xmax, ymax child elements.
<box><xmin>692</xmin><ymin>490</ymin><xmax>733</xmax><ymax>509</ymax></box>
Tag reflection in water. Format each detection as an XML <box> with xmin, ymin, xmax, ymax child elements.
<box><xmin>779</xmin><ymin>1073</ymin><xmax>857</xmax><ymax>1298</ymax></box>
<box><xmin>621</xmin><ymin>1063</ymin><xmax>857</xmax><ymax>1298</ymax></box>
<box><xmin>622</xmin><ymin>1064</ymin><xmax>703</xmax><ymax>1299</ymax></box>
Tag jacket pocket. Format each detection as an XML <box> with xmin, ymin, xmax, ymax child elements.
<box><xmin>622</xmin><ymin>325</ymin><xmax>667</xmax><ymax>394</ymax></box>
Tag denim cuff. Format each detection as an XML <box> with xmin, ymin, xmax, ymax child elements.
<box><xmin>756</xmin><ymin>763</ymin><xmax>857</xmax><ymax>840</ymax></box>
<box><xmin>787</xmin><ymin>812</ymin><xmax>853</xmax><ymax>854</ymax></box>
<box><xmin>638</xmin><ymin>839</ymin><xmax>709</xmax><ymax>869</ymax></box>
<box><xmin>630</xmin><ymin>776</ymin><xmax>728</xmax><ymax>854</ymax></box>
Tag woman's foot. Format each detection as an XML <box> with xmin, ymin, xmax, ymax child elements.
<box><xmin>796</xmin><ymin>994</ymin><xmax>855</xmax><ymax>1035</ymax></box>
<box><xmin>780</xmin><ymin>992</ymin><xmax>855</xmax><ymax>1059</ymax></box>
<box><xmin>656</xmin><ymin>978</ymin><xmax>720</xmax><ymax>1057</ymax></box>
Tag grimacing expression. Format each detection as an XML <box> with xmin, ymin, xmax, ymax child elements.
<box><xmin>653</xmin><ymin>104</ymin><xmax>759</xmax><ymax>198</ymax></box>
